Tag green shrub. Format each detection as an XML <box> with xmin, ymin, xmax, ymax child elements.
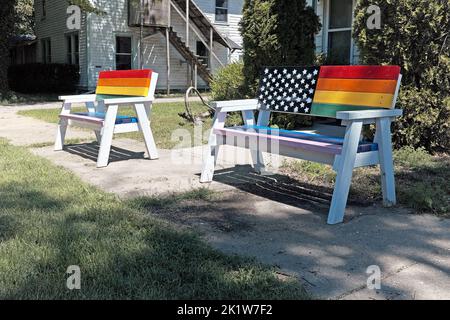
<box><xmin>210</xmin><ymin>62</ymin><xmax>246</xmax><ymax>101</ymax></box>
<box><xmin>8</xmin><ymin>63</ymin><xmax>80</xmax><ymax>93</ymax></box>
<box><xmin>393</xmin><ymin>87</ymin><xmax>450</xmax><ymax>151</ymax></box>
<box><xmin>353</xmin><ymin>0</ymin><xmax>450</xmax><ymax>153</ymax></box>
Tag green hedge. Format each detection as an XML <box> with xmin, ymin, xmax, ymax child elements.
<box><xmin>8</xmin><ymin>63</ymin><xmax>80</xmax><ymax>93</ymax></box>
<box><xmin>353</xmin><ymin>0</ymin><xmax>450</xmax><ymax>153</ymax></box>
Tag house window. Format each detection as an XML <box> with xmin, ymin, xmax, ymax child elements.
<box><xmin>42</xmin><ymin>0</ymin><xmax>47</xmax><ymax>19</ymax></box>
<box><xmin>196</xmin><ymin>41</ymin><xmax>210</xmax><ymax>68</ymax></box>
<box><xmin>41</xmin><ymin>38</ymin><xmax>51</xmax><ymax>63</ymax></box>
<box><xmin>66</xmin><ymin>33</ymin><xmax>80</xmax><ymax>65</ymax></box>
<box><xmin>116</xmin><ymin>36</ymin><xmax>132</xmax><ymax>70</ymax></box>
<box><xmin>215</xmin><ymin>0</ymin><xmax>228</xmax><ymax>23</ymax></box>
<box><xmin>326</xmin><ymin>0</ymin><xmax>353</xmax><ymax>64</ymax></box>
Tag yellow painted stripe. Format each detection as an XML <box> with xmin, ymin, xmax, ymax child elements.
<box><xmin>313</xmin><ymin>90</ymin><xmax>394</xmax><ymax>108</ymax></box>
<box><xmin>96</xmin><ymin>86</ymin><xmax>149</xmax><ymax>97</ymax></box>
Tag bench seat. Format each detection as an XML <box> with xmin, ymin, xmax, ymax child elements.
<box><xmin>214</xmin><ymin>125</ymin><xmax>378</xmax><ymax>155</ymax></box>
<box><xmin>60</xmin><ymin>112</ymin><xmax>138</xmax><ymax>125</ymax></box>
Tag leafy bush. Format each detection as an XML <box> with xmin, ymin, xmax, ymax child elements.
<box><xmin>210</xmin><ymin>62</ymin><xmax>246</xmax><ymax>101</ymax></box>
<box><xmin>353</xmin><ymin>0</ymin><xmax>450</xmax><ymax>153</ymax></box>
<box><xmin>8</xmin><ymin>63</ymin><xmax>80</xmax><ymax>93</ymax></box>
<box><xmin>393</xmin><ymin>87</ymin><xmax>450</xmax><ymax>151</ymax></box>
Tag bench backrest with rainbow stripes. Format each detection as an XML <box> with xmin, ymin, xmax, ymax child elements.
<box><xmin>95</xmin><ymin>69</ymin><xmax>157</xmax><ymax>100</ymax></box>
<box><xmin>258</xmin><ymin>65</ymin><xmax>401</xmax><ymax>118</ymax></box>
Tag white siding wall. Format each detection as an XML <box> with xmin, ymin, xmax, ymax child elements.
<box><xmin>195</xmin><ymin>0</ymin><xmax>244</xmax><ymax>62</ymax></box>
<box><xmin>35</xmin><ymin>0</ymin><xmax>88</xmax><ymax>88</ymax></box>
<box><xmin>35</xmin><ymin>0</ymin><xmax>68</xmax><ymax>64</ymax></box>
<box><xmin>35</xmin><ymin>0</ymin><xmax>244</xmax><ymax>91</ymax></box>
<box><xmin>85</xmin><ymin>0</ymin><xmax>238</xmax><ymax>90</ymax></box>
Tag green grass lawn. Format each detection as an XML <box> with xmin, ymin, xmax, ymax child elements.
<box><xmin>18</xmin><ymin>102</ymin><xmax>213</xmax><ymax>149</ymax></box>
<box><xmin>0</xmin><ymin>138</ymin><xmax>308</xmax><ymax>299</ymax></box>
<box><xmin>282</xmin><ymin>147</ymin><xmax>450</xmax><ymax>216</ymax></box>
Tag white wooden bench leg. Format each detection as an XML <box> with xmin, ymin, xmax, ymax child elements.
<box><xmin>328</xmin><ymin>120</ymin><xmax>363</xmax><ymax>224</ymax></box>
<box><xmin>200</xmin><ymin>111</ymin><xmax>226</xmax><ymax>183</ymax></box>
<box><xmin>256</xmin><ymin>110</ymin><xmax>272</xmax><ymax>174</ymax></box>
<box><xmin>86</xmin><ymin>101</ymin><xmax>96</xmax><ymax>114</ymax></box>
<box><xmin>55</xmin><ymin>102</ymin><xmax>72</xmax><ymax>151</ymax></box>
<box><xmin>376</xmin><ymin>118</ymin><xmax>396</xmax><ymax>206</ymax></box>
<box><xmin>134</xmin><ymin>102</ymin><xmax>159</xmax><ymax>160</ymax></box>
<box><xmin>242</xmin><ymin>110</ymin><xmax>265</xmax><ymax>173</ymax></box>
<box><xmin>55</xmin><ymin>118</ymin><xmax>68</xmax><ymax>151</ymax></box>
<box><xmin>94</xmin><ymin>131</ymin><xmax>102</xmax><ymax>144</ymax></box>
<box><xmin>97</xmin><ymin>104</ymin><xmax>118</xmax><ymax>168</ymax></box>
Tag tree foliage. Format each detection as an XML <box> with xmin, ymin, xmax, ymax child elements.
<box><xmin>211</xmin><ymin>62</ymin><xmax>246</xmax><ymax>101</ymax></box>
<box><xmin>68</xmin><ymin>0</ymin><xmax>105</xmax><ymax>15</ymax></box>
<box><xmin>353</xmin><ymin>0</ymin><xmax>450</xmax><ymax>152</ymax></box>
<box><xmin>15</xmin><ymin>0</ymin><xmax>34</xmax><ymax>35</ymax></box>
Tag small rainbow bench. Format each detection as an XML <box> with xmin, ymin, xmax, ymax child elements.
<box><xmin>201</xmin><ymin>65</ymin><xmax>403</xmax><ymax>224</ymax></box>
<box><xmin>55</xmin><ymin>69</ymin><xmax>159</xmax><ymax>167</ymax></box>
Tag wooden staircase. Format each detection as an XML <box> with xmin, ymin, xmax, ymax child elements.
<box><xmin>162</xmin><ymin>27</ymin><xmax>213</xmax><ymax>84</ymax></box>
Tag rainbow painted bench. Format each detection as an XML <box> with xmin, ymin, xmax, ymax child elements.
<box><xmin>201</xmin><ymin>65</ymin><xmax>403</xmax><ymax>224</ymax></box>
<box><xmin>55</xmin><ymin>69</ymin><xmax>159</xmax><ymax>168</ymax></box>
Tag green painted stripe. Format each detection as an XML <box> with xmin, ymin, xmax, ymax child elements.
<box><xmin>310</xmin><ymin>103</ymin><xmax>384</xmax><ymax>118</ymax></box>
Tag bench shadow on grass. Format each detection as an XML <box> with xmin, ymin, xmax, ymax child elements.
<box><xmin>64</xmin><ymin>142</ymin><xmax>146</xmax><ymax>164</ymax></box>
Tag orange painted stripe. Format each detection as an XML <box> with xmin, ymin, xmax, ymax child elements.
<box><xmin>98</xmin><ymin>78</ymin><xmax>151</xmax><ymax>88</ymax></box>
<box><xmin>316</xmin><ymin>78</ymin><xmax>398</xmax><ymax>94</ymax></box>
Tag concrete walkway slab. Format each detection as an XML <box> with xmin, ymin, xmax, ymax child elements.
<box><xmin>1</xmin><ymin>104</ymin><xmax>449</xmax><ymax>300</ymax></box>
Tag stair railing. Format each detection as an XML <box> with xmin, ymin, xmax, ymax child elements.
<box><xmin>169</xmin><ymin>0</ymin><xmax>225</xmax><ymax>69</ymax></box>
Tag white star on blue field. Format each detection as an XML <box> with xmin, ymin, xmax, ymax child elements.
<box><xmin>258</xmin><ymin>67</ymin><xmax>320</xmax><ymax>114</ymax></box>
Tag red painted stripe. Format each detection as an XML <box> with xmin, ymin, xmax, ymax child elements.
<box><xmin>99</xmin><ymin>69</ymin><xmax>152</xmax><ymax>79</ymax></box>
<box><xmin>319</xmin><ymin>66</ymin><xmax>400</xmax><ymax>80</ymax></box>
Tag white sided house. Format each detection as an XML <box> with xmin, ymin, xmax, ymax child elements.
<box><xmin>33</xmin><ymin>0</ymin><xmax>359</xmax><ymax>92</ymax></box>
<box><xmin>34</xmin><ymin>0</ymin><xmax>244</xmax><ymax>92</ymax></box>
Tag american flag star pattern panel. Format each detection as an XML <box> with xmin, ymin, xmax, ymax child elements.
<box><xmin>257</xmin><ymin>66</ymin><xmax>320</xmax><ymax>114</ymax></box>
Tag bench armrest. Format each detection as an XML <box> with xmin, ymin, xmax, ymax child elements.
<box><xmin>103</xmin><ymin>96</ymin><xmax>155</xmax><ymax>105</ymax></box>
<box><xmin>59</xmin><ymin>94</ymin><xmax>97</xmax><ymax>102</ymax></box>
<box><xmin>211</xmin><ymin>99</ymin><xmax>259</xmax><ymax>112</ymax></box>
<box><xmin>336</xmin><ymin>109</ymin><xmax>403</xmax><ymax>120</ymax></box>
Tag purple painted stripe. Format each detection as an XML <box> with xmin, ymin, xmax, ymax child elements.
<box><xmin>60</xmin><ymin>114</ymin><xmax>104</xmax><ymax>125</ymax></box>
<box><xmin>214</xmin><ymin>128</ymin><xmax>343</xmax><ymax>155</ymax></box>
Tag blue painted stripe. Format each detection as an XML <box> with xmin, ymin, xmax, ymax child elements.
<box><xmin>231</xmin><ymin>125</ymin><xmax>378</xmax><ymax>152</ymax></box>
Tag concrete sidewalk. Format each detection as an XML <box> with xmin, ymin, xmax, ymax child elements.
<box><xmin>1</xmin><ymin>104</ymin><xmax>449</xmax><ymax>300</ymax></box>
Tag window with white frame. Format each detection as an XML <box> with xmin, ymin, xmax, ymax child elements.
<box><xmin>116</xmin><ymin>36</ymin><xmax>132</xmax><ymax>70</ymax></box>
<box><xmin>326</xmin><ymin>0</ymin><xmax>354</xmax><ymax>64</ymax></box>
<box><xmin>215</xmin><ymin>0</ymin><xmax>228</xmax><ymax>23</ymax></box>
<box><xmin>66</xmin><ymin>33</ymin><xmax>80</xmax><ymax>65</ymax></box>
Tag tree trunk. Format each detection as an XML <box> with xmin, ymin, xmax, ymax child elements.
<box><xmin>0</xmin><ymin>0</ymin><xmax>16</xmax><ymax>96</ymax></box>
